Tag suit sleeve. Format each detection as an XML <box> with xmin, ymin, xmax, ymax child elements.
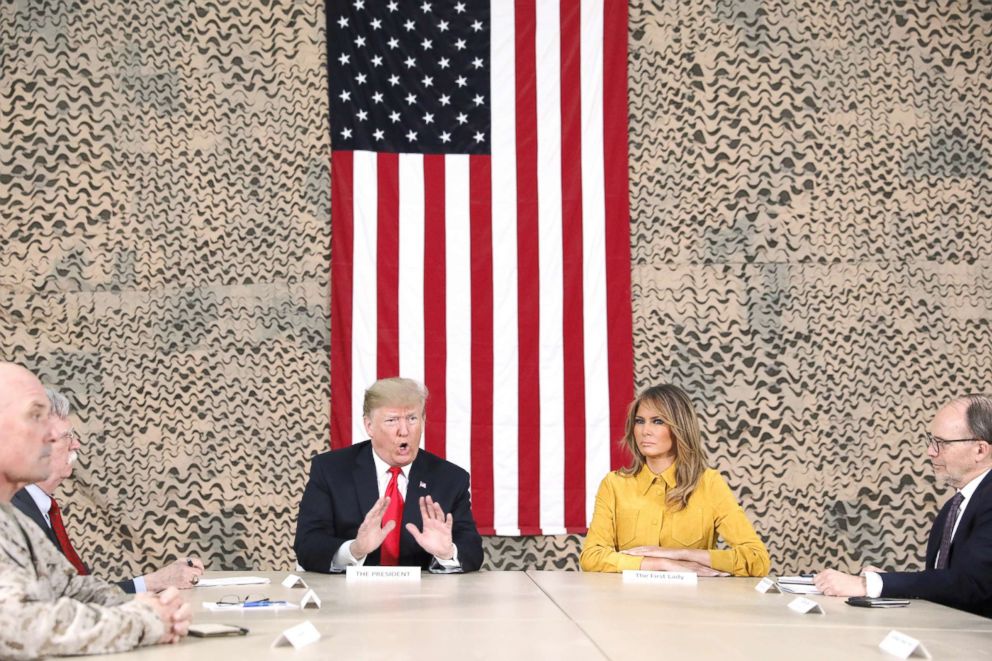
<box><xmin>294</xmin><ymin>456</ymin><xmax>349</xmax><ymax>573</ymax></box>
<box><xmin>880</xmin><ymin>496</ymin><xmax>992</xmax><ymax>612</ymax></box>
<box><xmin>449</xmin><ymin>469</ymin><xmax>484</xmax><ymax>572</ymax></box>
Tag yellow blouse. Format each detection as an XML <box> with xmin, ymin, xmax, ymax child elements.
<box><xmin>580</xmin><ymin>463</ymin><xmax>770</xmax><ymax>576</ymax></box>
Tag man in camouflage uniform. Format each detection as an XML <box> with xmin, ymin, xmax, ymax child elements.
<box><xmin>0</xmin><ymin>362</ymin><xmax>192</xmax><ymax>658</ymax></box>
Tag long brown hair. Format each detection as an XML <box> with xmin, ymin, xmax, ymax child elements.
<box><xmin>618</xmin><ymin>384</ymin><xmax>709</xmax><ymax>511</ymax></box>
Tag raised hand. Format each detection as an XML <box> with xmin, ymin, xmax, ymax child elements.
<box><xmin>405</xmin><ymin>495</ymin><xmax>454</xmax><ymax>560</ymax></box>
<box><xmin>351</xmin><ymin>496</ymin><xmax>396</xmax><ymax>559</ymax></box>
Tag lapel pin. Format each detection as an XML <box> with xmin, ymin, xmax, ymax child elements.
<box><xmin>419</xmin><ymin>481</ymin><xmax>427</xmax><ymax>489</ymax></box>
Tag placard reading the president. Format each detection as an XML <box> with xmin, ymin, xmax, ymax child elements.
<box><xmin>346</xmin><ymin>566</ymin><xmax>421</xmax><ymax>582</ymax></box>
<box><xmin>622</xmin><ymin>570</ymin><xmax>698</xmax><ymax>586</ymax></box>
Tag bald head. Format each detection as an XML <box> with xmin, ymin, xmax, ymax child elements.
<box><xmin>0</xmin><ymin>362</ymin><xmax>57</xmax><ymax>502</ymax></box>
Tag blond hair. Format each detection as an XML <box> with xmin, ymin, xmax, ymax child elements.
<box><xmin>362</xmin><ymin>377</ymin><xmax>428</xmax><ymax>418</ymax></box>
<box><xmin>618</xmin><ymin>384</ymin><xmax>709</xmax><ymax>511</ymax></box>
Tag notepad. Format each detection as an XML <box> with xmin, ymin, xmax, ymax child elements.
<box><xmin>777</xmin><ymin>575</ymin><xmax>822</xmax><ymax>595</ymax></box>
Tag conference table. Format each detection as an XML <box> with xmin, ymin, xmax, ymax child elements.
<box><xmin>92</xmin><ymin>570</ymin><xmax>992</xmax><ymax>660</ymax></box>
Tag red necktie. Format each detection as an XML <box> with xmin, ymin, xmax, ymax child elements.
<box><xmin>380</xmin><ymin>467</ymin><xmax>404</xmax><ymax>566</ymax></box>
<box><xmin>48</xmin><ymin>498</ymin><xmax>89</xmax><ymax>575</ymax></box>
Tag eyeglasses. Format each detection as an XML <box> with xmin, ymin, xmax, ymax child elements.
<box><xmin>217</xmin><ymin>594</ymin><xmax>269</xmax><ymax>606</ymax></box>
<box><xmin>925</xmin><ymin>432</ymin><xmax>983</xmax><ymax>454</ymax></box>
<box><xmin>56</xmin><ymin>429</ymin><xmax>81</xmax><ymax>445</ymax></box>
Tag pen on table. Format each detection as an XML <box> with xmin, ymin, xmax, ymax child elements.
<box><xmin>243</xmin><ymin>600</ymin><xmax>288</xmax><ymax>608</ymax></box>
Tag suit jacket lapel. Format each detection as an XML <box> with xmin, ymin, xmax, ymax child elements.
<box><xmin>946</xmin><ymin>470</ymin><xmax>992</xmax><ymax>560</ymax></box>
<box><xmin>354</xmin><ymin>442</ymin><xmax>379</xmax><ymax>518</ymax></box>
<box><xmin>13</xmin><ymin>489</ymin><xmax>61</xmax><ymax>552</ymax></box>
<box><xmin>403</xmin><ymin>453</ymin><xmax>429</xmax><ymax>530</ymax></box>
<box><xmin>925</xmin><ymin>500</ymin><xmax>950</xmax><ymax>568</ymax></box>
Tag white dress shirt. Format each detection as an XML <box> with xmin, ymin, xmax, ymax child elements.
<box><xmin>25</xmin><ymin>484</ymin><xmax>147</xmax><ymax>593</ymax></box>
<box><xmin>866</xmin><ymin>468</ymin><xmax>991</xmax><ymax>597</ymax></box>
<box><xmin>330</xmin><ymin>449</ymin><xmax>461</xmax><ymax>572</ymax></box>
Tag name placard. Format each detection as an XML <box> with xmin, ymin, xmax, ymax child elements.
<box><xmin>879</xmin><ymin>631</ymin><xmax>932</xmax><ymax>660</ymax></box>
<box><xmin>300</xmin><ymin>589</ymin><xmax>322</xmax><ymax>609</ymax></box>
<box><xmin>622</xmin><ymin>570</ymin><xmax>698</xmax><ymax>586</ymax></box>
<box><xmin>754</xmin><ymin>577</ymin><xmax>780</xmax><ymax>594</ymax></box>
<box><xmin>281</xmin><ymin>573</ymin><xmax>308</xmax><ymax>589</ymax></box>
<box><xmin>346</xmin><ymin>566</ymin><xmax>421</xmax><ymax>582</ymax></box>
<box><xmin>787</xmin><ymin>596</ymin><xmax>825</xmax><ymax>614</ymax></box>
<box><xmin>272</xmin><ymin>621</ymin><xmax>320</xmax><ymax>650</ymax></box>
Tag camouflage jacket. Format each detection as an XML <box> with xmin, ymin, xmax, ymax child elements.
<box><xmin>0</xmin><ymin>502</ymin><xmax>165</xmax><ymax>659</ymax></box>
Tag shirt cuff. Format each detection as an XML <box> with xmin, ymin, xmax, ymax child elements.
<box><xmin>330</xmin><ymin>540</ymin><xmax>367</xmax><ymax>572</ymax></box>
<box><xmin>429</xmin><ymin>545</ymin><xmax>462</xmax><ymax>573</ymax></box>
<box><xmin>865</xmin><ymin>571</ymin><xmax>883</xmax><ymax>598</ymax></box>
<box><xmin>132</xmin><ymin>576</ymin><xmax>147</xmax><ymax>593</ymax></box>
<box><xmin>708</xmin><ymin>549</ymin><xmax>735</xmax><ymax>574</ymax></box>
<box><xmin>616</xmin><ymin>552</ymin><xmax>642</xmax><ymax>572</ymax></box>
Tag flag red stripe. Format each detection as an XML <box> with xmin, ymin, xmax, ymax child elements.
<box><xmin>470</xmin><ymin>155</ymin><xmax>495</xmax><ymax>534</ymax></box>
<box><xmin>330</xmin><ymin>150</ymin><xmax>354</xmax><ymax>450</ymax></box>
<box><xmin>559</xmin><ymin>0</ymin><xmax>586</xmax><ymax>530</ymax></box>
<box><xmin>514</xmin><ymin>0</ymin><xmax>542</xmax><ymax>533</ymax></box>
<box><xmin>376</xmin><ymin>153</ymin><xmax>400</xmax><ymax>378</ymax></box>
<box><xmin>423</xmin><ymin>155</ymin><xmax>447</xmax><ymax>457</ymax></box>
<box><xmin>603</xmin><ymin>0</ymin><xmax>634</xmax><ymax>469</ymax></box>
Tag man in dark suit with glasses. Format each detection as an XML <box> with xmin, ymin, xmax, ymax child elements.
<box><xmin>816</xmin><ymin>394</ymin><xmax>992</xmax><ymax>617</ymax></box>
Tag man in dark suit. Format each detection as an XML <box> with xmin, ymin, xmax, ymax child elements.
<box><xmin>295</xmin><ymin>377</ymin><xmax>483</xmax><ymax>572</ymax></box>
<box><xmin>12</xmin><ymin>388</ymin><xmax>204</xmax><ymax>593</ymax></box>
<box><xmin>816</xmin><ymin>394</ymin><xmax>992</xmax><ymax>617</ymax></box>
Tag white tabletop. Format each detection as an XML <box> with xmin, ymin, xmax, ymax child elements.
<box><xmin>88</xmin><ymin>570</ymin><xmax>992</xmax><ymax>660</ymax></box>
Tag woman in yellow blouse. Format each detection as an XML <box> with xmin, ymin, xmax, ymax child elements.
<box><xmin>580</xmin><ymin>384</ymin><xmax>770</xmax><ymax>576</ymax></box>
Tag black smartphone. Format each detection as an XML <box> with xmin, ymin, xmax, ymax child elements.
<box><xmin>189</xmin><ymin>624</ymin><xmax>250</xmax><ymax>637</ymax></box>
<box><xmin>846</xmin><ymin>597</ymin><xmax>910</xmax><ymax>608</ymax></box>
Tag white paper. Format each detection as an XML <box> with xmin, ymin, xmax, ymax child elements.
<box><xmin>622</xmin><ymin>570</ymin><xmax>698</xmax><ymax>586</ymax></box>
<box><xmin>778</xmin><ymin>582</ymin><xmax>822</xmax><ymax>595</ymax></box>
<box><xmin>787</xmin><ymin>596</ymin><xmax>825</xmax><ymax>614</ymax></box>
<box><xmin>754</xmin><ymin>577</ymin><xmax>780</xmax><ymax>593</ymax></box>
<box><xmin>202</xmin><ymin>601</ymin><xmax>300</xmax><ymax>612</ymax></box>
<box><xmin>300</xmin><ymin>589</ymin><xmax>322</xmax><ymax>609</ymax></box>
<box><xmin>196</xmin><ymin>576</ymin><xmax>271</xmax><ymax>588</ymax></box>
<box><xmin>281</xmin><ymin>573</ymin><xmax>308</xmax><ymax>589</ymax></box>
<box><xmin>879</xmin><ymin>631</ymin><xmax>932</xmax><ymax>659</ymax></box>
<box><xmin>272</xmin><ymin>621</ymin><xmax>321</xmax><ymax>650</ymax></box>
<box><xmin>346</xmin><ymin>566</ymin><xmax>421</xmax><ymax>581</ymax></box>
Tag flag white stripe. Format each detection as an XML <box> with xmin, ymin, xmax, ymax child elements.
<box><xmin>351</xmin><ymin>150</ymin><xmax>379</xmax><ymax>444</ymax></box>
<box><xmin>489</xmin><ymin>0</ymin><xmax>520</xmax><ymax>535</ymax></box>
<box><xmin>580</xmin><ymin>0</ymin><xmax>611</xmax><ymax>525</ymax></box>
<box><xmin>536</xmin><ymin>0</ymin><xmax>565</xmax><ymax>534</ymax></box>
<box><xmin>444</xmin><ymin>155</ymin><xmax>473</xmax><ymax>473</ymax></box>
<box><xmin>398</xmin><ymin>154</ymin><xmax>426</xmax><ymax>445</ymax></box>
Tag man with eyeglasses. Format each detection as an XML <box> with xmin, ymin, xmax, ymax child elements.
<box><xmin>12</xmin><ymin>388</ymin><xmax>205</xmax><ymax>593</ymax></box>
<box><xmin>294</xmin><ymin>377</ymin><xmax>483</xmax><ymax>572</ymax></box>
<box><xmin>0</xmin><ymin>362</ymin><xmax>191</xmax><ymax>658</ymax></box>
<box><xmin>815</xmin><ymin>394</ymin><xmax>992</xmax><ymax>617</ymax></box>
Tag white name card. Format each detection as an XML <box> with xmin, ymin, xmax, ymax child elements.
<box><xmin>754</xmin><ymin>577</ymin><xmax>780</xmax><ymax>593</ymax></box>
<box><xmin>272</xmin><ymin>621</ymin><xmax>320</xmax><ymax>650</ymax></box>
<box><xmin>879</xmin><ymin>631</ymin><xmax>932</xmax><ymax>659</ymax></box>
<box><xmin>622</xmin><ymin>570</ymin><xmax>698</xmax><ymax>586</ymax></box>
<box><xmin>787</xmin><ymin>596</ymin><xmax>825</xmax><ymax>614</ymax></box>
<box><xmin>300</xmin><ymin>589</ymin><xmax>322</xmax><ymax>609</ymax></box>
<box><xmin>281</xmin><ymin>573</ymin><xmax>308</xmax><ymax>589</ymax></box>
<box><xmin>346</xmin><ymin>566</ymin><xmax>421</xmax><ymax>582</ymax></box>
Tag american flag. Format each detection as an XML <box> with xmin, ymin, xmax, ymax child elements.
<box><xmin>327</xmin><ymin>0</ymin><xmax>632</xmax><ymax>535</ymax></box>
